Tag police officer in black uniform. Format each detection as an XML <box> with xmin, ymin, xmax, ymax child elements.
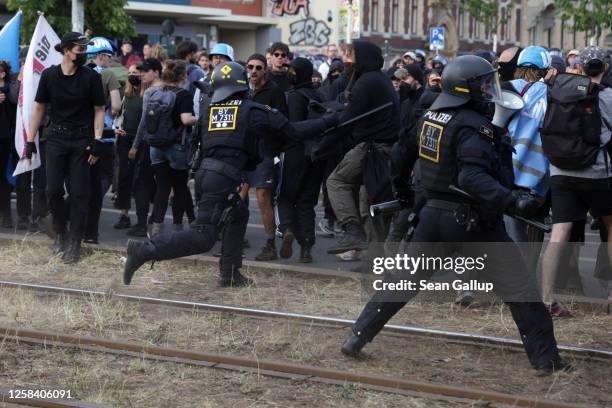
<box><xmin>123</xmin><ymin>62</ymin><xmax>336</xmax><ymax>287</ymax></box>
<box><xmin>340</xmin><ymin>56</ymin><xmax>570</xmax><ymax>376</ymax></box>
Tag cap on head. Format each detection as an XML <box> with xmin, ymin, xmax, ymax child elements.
<box><xmin>403</xmin><ymin>51</ymin><xmax>417</xmax><ymax>60</ymax></box>
<box><xmin>210</xmin><ymin>61</ymin><xmax>249</xmax><ymax>104</ymax></box>
<box><xmin>87</xmin><ymin>37</ymin><xmax>115</xmax><ymax>58</ymax></box>
<box><xmin>517</xmin><ymin>46</ymin><xmax>551</xmax><ymax>69</ymax></box>
<box><xmin>137</xmin><ymin>58</ymin><xmax>163</xmax><ymax>75</ymax></box>
<box><xmin>578</xmin><ymin>45</ymin><xmax>606</xmax><ymax>66</ymax></box>
<box><xmin>209</xmin><ymin>43</ymin><xmax>235</xmax><ymax>62</ymax></box>
<box><xmin>54</xmin><ymin>32</ymin><xmax>93</xmax><ymax>52</ymax></box>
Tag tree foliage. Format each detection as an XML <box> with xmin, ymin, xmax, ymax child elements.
<box><xmin>460</xmin><ymin>0</ymin><xmax>513</xmax><ymax>36</ymax></box>
<box><xmin>554</xmin><ymin>0</ymin><xmax>612</xmax><ymax>39</ymax></box>
<box><xmin>7</xmin><ymin>0</ymin><xmax>134</xmax><ymax>41</ymax></box>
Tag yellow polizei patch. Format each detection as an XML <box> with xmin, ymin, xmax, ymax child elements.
<box><xmin>419</xmin><ymin>121</ymin><xmax>444</xmax><ymax>163</ymax></box>
<box><xmin>208</xmin><ymin>106</ymin><xmax>238</xmax><ymax>131</ymax></box>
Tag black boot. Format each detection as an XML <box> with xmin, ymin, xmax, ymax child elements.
<box><xmin>126</xmin><ymin>223</ymin><xmax>148</xmax><ymax>237</ymax></box>
<box><xmin>123</xmin><ymin>239</ymin><xmax>157</xmax><ymax>285</ymax></box>
<box><xmin>61</xmin><ymin>239</ymin><xmax>82</xmax><ymax>264</ymax></box>
<box><xmin>535</xmin><ymin>357</ymin><xmax>573</xmax><ymax>377</ymax></box>
<box><xmin>341</xmin><ymin>332</ymin><xmax>367</xmax><ymax>357</ymax></box>
<box><xmin>52</xmin><ymin>233</ymin><xmax>69</xmax><ymax>256</ymax></box>
<box><xmin>255</xmin><ymin>238</ymin><xmax>277</xmax><ymax>261</ymax></box>
<box><xmin>299</xmin><ymin>244</ymin><xmax>313</xmax><ymax>263</ymax></box>
<box><xmin>279</xmin><ymin>229</ymin><xmax>294</xmax><ymax>259</ymax></box>
<box><xmin>114</xmin><ymin>214</ymin><xmax>131</xmax><ymax>229</ymax></box>
<box><xmin>327</xmin><ymin>222</ymin><xmax>367</xmax><ymax>254</ymax></box>
<box><xmin>218</xmin><ymin>269</ymin><xmax>254</xmax><ymax>288</ymax></box>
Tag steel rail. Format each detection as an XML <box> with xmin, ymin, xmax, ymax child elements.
<box><xmin>0</xmin><ymin>326</ymin><xmax>583</xmax><ymax>408</ymax></box>
<box><xmin>1</xmin><ymin>280</ymin><xmax>610</xmax><ymax>361</ymax></box>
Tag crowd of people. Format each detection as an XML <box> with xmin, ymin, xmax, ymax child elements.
<box><xmin>0</xmin><ymin>33</ymin><xmax>611</xmax><ymax>323</ymax></box>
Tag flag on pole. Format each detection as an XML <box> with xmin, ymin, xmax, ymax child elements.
<box><xmin>13</xmin><ymin>15</ymin><xmax>62</xmax><ymax>176</ymax></box>
<box><xmin>0</xmin><ymin>10</ymin><xmax>22</xmax><ymax>73</ymax></box>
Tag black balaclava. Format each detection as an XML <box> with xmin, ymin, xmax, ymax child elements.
<box><xmin>498</xmin><ymin>47</ymin><xmax>523</xmax><ymax>82</ymax></box>
<box><xmin>289</xmin><ymin>57</ymin><xmax>313</xmax><ymax>86</ymax></box>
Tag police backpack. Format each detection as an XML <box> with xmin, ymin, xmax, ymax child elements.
<box><xmin>143</xmin><ymin>86</ymin><xmax>183</xmax><ymax>148</ymax></box>
<box><xmin>540</xmin><ymin>73</ymin><xmax>608</xmax><ymax>170</ymax></box>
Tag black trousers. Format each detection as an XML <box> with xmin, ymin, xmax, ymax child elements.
<box><xmin>115</xmin><ymin>135</ymin><xmax>136</xmax><ymax>211</ymax></box>
<box><xmin>15</xmin><ymin>139</ymin><xmax>48</xmax><ymax>219</ymax></box>
<box><xmin>132</xmin><ymin>142</ymin><xmax>156</xmax><ymax>225</ymax></box>
<box><xmin>46</xmin><ymin>128</ymin><xmax>92</xmax><ymax>241</ymax></box>
<box><xmin>352</xmin><ymin>205</ymin><xmax>560</xmax><ymax>368</ymax></box>
<box><xmin>150</xmin><ymin>167</ymin><xmax>248</xmax><ymax>275</ymax></box>
<box><xmin>0</xmin><ymin>138</ymin><xmax>16</xmax><ymax>217</ymax></box>
<box><xmin>85</xmin><ymin>142</ymin><xmax>114</xmax><ymax>238</ymax></box>
<box><xmin>277</xmin><ymin>146</ymin><xmax>324</xmax><ymax>245</ymax></box>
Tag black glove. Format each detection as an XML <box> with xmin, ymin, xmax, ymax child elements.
<box><xmin>25</xmin><ymin>141</ymin><xmax>37</xmax><ymax>159</ymax></box>
<box><xmin>507</xmin><ymin>190</ymin><xmax>540</xmax><ymax>218</ymax></box>
<box><xmin>322</xmin><ymin>109</ymin><xmax>340</xmax><ymax>128</ymax></box>
<box><xmin>88</xmin><ymin>139</ymin><xmax>102</xmax><ymax>158</ymax></box>
<box><xmin>391</xmin><ymin>176</ymin><xmax>414</xmax><ymax>206</ymax></box>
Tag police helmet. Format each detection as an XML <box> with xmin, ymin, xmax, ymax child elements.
<box><xmin>430</xmin><ymin>55</ymin><xmax>502</xmax><ymax>111</ymax></box>
<box><xmin>87</xmin><ymin>37</ymin><xmax>115</xmax><ymax>58</ymax></box>
<box><xmin>209</xmin><ymin>43</ymin><xmax>235</xmax><ymax>62</ymax></box>
<box><xmin>210</xmin><ymin>62</ymin><xmax>249</xmax><ymax>104</ymax></box>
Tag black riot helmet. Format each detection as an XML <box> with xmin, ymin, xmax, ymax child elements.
<box><xmin>210</xmin><ymin>62</ymin><xmax>250</xmax><ymax>103</ymax></box>
<box><xmin>430</xmin><ymin>55</ymin><xmax>502</xmax><ymax>110</ymax></box>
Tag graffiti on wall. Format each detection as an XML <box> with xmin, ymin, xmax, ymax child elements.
<box><xmin>271</xmin><ymin>0</ymin><xmax>310</xmax><ymax>17</ymax></box>
<box><xmin>289</xmin><ymin>17</ymin><xmax>331</xmax><ymax>47</ymax></box>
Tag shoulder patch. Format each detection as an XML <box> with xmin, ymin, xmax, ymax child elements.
<box><xmin>479</xmin><ymin>125</ymin><xmax>494</xmax><ymax>139</ymax></box>
<box><xmin>208</xmin><ymin>106</ymin><xmax>238</xmax><ymax>131</ymax></box>
<box><xmin>419</xmin><ymin>121</ymin><xmax>444</xmax><ymax>163</ymax></box>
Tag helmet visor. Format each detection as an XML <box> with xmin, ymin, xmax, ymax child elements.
<box><xmin>469</xmin><ymin>71</ymin><xmax>502</xmax><ymax>103</ymax></box>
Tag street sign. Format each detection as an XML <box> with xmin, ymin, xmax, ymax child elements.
<box><xmin>429</xmin><ymin>27</ymin><xmax>445</xmax><ymax>51</ymax></box>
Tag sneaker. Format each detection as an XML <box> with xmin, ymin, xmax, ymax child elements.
<box><xmin>127</xmin><ymin>223</ymin><xmax>148</xmax><ymax>237</ymax></box>
<box><xmin>548</xmin><ymin>302</ymin><xmax>572</xmax><ymax>318</ymax></box>
<box><xmin>454</xmin><ymin>290</ymin><xmax>475</xmax><ymax>307</ymax></box>
<box><xmin>327</xmin><ymin>222</ymin><xmax>367</xmax><ymax>254</ymax></box>
<box><xmin>318</xmin><ymin>219</ymin><xmax>335</xmax><ymax>237</ymax></box>
<box><xmin>83</xmin><ymin>235</ymin><xmax>99</xmax><ymax>245</ymax></box>
<box><xmin>336</xmin><ymin>250</ymin><xmax>362</xmax><ymax>261</ymax></box>
<box><xmin>113</xmin><ymin>215</ymin><xmax>131</xmax><ymax>230</ymax></box>
<box><xmin>535</xmin><ymin>358</ymin><xmax>574</xmax><ymax>377</ymax></box>
<box><xmin>16</xmin><ymin>216</ymin><xmax>30</xmax><ymax>230</ymax></box>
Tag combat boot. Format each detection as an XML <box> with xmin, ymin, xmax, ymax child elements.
<box><xmin>535</xmin><ymin>357</ymin><xmax>573</xmax><ymax>377</ymax></box>
<box><xmin>299</xmin><ymin>242</ymin><xmax>313</xmax><ymax>263</ymax></box>
<box><xmin>279</xmin><ymin>229</ymin><xmax>294</xmax><ymax>259</ymax></box>
<box><xmin>61</xmin><ymin>239</ymin><xmax>82</xmax><ymax>264</ymax></box>
<box><xmin>341</xmin><ymin>332</ymin><xmax>367</xmax><ymax>357</ymax></box>
<box><xmin>123</xmin><ymin>239</ymin><xmax>157</xmax><ymax>285</ymax></box>
<box><xmin>52</xmin><ymin>233</ymin><xmax>69</xmax><ymax>256</ymax></box>
<box><xmin>218</xmin><ymin>269</ymin><xmax>254</xmax><ymax>288</ymax></box>
<box><xmin>255</xmin><ymin>238</ymin><xmax>277</xmax><ymax>261</ymax></box>
<box><xmin>327</xmin><ymin>222</ymin><xmax>367</xmax><ymax>254</ymax></box>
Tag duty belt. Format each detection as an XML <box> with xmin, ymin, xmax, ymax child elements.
<box><xmin>426</xmin><ymin>199</ymin><xmax>480</xmax><ymax>232</ymax></box>
<box><xmin>48</xmin><ymin>123</ymin><xmax>93</xmax><ymax>134</ymax></box>
<box><xmin>201</xmin><ymin>158</ymin><xmax>242</xmax><ymax>183</ymax></box>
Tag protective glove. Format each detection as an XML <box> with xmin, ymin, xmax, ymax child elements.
<box><xmin>391</xmin><ymin>176</ymin><xmax>414</xmax><ymax>206</ymax></box>
<box><xmin>322</xmin><ymin>109</ymin><xmax>340</xmax><ymax>128</ymax></box>
<box><xmin>25</xmin><ymin>141</ymin><xmax>37</xmax><ymax>160</ymax></box>
<box><xmin>506</xmin><ymin>190</ymin><xmax>540</xmax><ymax>218</ymax></box>
<box><xmin>88</xmin><ymin>139</ymin><xmax>102</xmax><ymax>158</ymax></box>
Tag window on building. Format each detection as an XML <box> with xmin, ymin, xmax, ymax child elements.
<box><xmin>515</xmin><ymin>9</ymin><xmax>521</xmax><ymax>42</ymax></box>
<box><xmin>392</xmin><ymin>0</ymin><xmax>399</xmax><ymax>33</ymax></box>
<box><xmin>411</xmin><ymin>0</ymin><xmax>418</xmax><ymax>35</ymax></box>
<box><xmin>458</xmin><ymin>8</ymin><xmax>464</xmax><ymax>37</ymax></box>
<box><xmin>371</xmin><ymin>0</ymin><xmax>379</xmax><ymax>33</ymax></box>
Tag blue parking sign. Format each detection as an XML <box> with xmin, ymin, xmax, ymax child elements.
<box><xmin>429</xmin><ymin>27</ymin><xmax>445</xmax><ymax>51</ymax></box>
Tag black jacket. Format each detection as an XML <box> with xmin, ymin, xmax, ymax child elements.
<box><xmin>339</xmin><ymin>41</ymin><xmax>399</xmax><ymax>146</ymax></box>
<box><xmin>0</xmin><ymin>77</ymin><xmax>17</xmax><ymax>139</ymax></box>
<box><xmin>252</xmin><ymin>80</ymin><xmax>288</xmax><ymax>116</ymax></box>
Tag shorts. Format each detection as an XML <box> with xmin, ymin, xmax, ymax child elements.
<box><xmin>247</xmin><ymin>156</ymin><xmax>276</xmax><ymax>189</ymax></box>
<box><xmin>150</xmin><ymin>143</ymin><xmax>188</xmax><ymax>170</ymax></box>
<box><xmin>550</xmin><ymin>176</ymin><xmax>612</xmax><ymax>223</ymax></box>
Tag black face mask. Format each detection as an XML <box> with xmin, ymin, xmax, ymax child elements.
<box><xmin>128</xmin><ymin>75</ymin><xmax>141</xmax><ymax>86</ymax></box>
<box><xmin>73</xmin><ymin>53</ymin><xmax>87</xmax><ymax>67</ymax></box>
<box><xmin>428</xmin><ymin>84</ymin><xmax>441</xmax><ymax>93</ymax></box>
<box><xmin>498</xmin><ymin>61</ymin><xmax>516</xmax><ymax>82</ymax></box>
<box><xmin>288</xmin><ymin>73</ymin><xmax>298</xmax><ymax>85</ymax></box>
<box><xmin>312</xmin><ymin>81</ymin><xmax>321</xmax><ymax>89</ymax></box>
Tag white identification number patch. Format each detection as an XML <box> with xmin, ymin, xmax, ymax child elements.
<box><xmin>419</xmin><ymin>121</ymin><xmax>444</xmax><ymax>163</ymax></box>
<box><xmin>208</xmin><ymin>106</ymin><xmax>238</xmax><ymax>131</ymax></box>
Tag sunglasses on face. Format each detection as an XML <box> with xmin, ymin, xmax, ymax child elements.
<box><xmin>247</xmin><ymin>64</ymin><xmax>264</xmax><ymax>71</ymax></box>
<box><xmin>273</xmin><ymin>52</ymin><xmax>286</xmax><ymax>58</ymax></box>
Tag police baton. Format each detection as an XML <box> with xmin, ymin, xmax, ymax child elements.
<box><xmin>322</xmin><ymin>101</ymin><xmax>394</xmax><ymax>135</ymax></box>
<box><xmin>448</xmin><ymin>185</ymin><xmax>551</xmax><ymax>233</ymax></box>
<box><xmin>369</xmin><ymin>199</ymin><xmax>406</xmax><ymax>217</ymax></box>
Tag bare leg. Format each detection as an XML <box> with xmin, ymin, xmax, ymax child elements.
<box><xmin>541</xmin><ymin>222</ymin><xmax>572</xmax><ymax>305</ymax></box>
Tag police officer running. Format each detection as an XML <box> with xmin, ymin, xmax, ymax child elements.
<box><xmin>25</xmin><ymin>32</ymin><xmax>106</xmax><ymax>263</ymax></box>
<box><xmin>123</xmin><ymin>62</ymin><xmax>336</xmax><ymax>287</ymax></box>
<box><xmin>340</xmin><ymin>56</ymin><xmax>570</xmax><ymax>376</ymax></box>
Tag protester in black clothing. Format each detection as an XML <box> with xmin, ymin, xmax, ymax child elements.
<box><xmin>0</xmin><ymin>61</ymin><xmax>17</xmax><ymax>227</ymax></box>
<box><xmin>276</xmin><ymin>58</ymin><xmax>325</xmax><ymax>262</ymax></box>
<box><xmin>26</xmin><ymin>32</ymin><xmax>106</xmax><ymax>263</ymax></box>
<box><xmin>328</xmin><ymin>43</ymin><xmax>355</xmax><ymax>102</ymax></box>
<box><xmin>244</xmin><ymin>54</ymin><xmax>288</xmax><ymax>261</ymax></box>
<box><xmin>323</xmin><ymin>41</ymin><xmax>400</xmax><ymax>254</ymax></box>
<box><xmin>397</xmin><ymin>64</ymin><xmax>425</xmax><ymax>128</ymax></box>
<box><xmin>320</xmin><ymin>59</ymin><xmax>344</xmax><ymax>101</ymax></box>
<box><xmin>267</xmin><ymin>42</ymin><xmax>291</xmax><ymax>92</ymax></box>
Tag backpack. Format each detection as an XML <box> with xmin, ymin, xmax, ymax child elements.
<box><xmin>143</xmin><ymin>86</ymin><xmax>182</xmax><ymax>148</ymax></box>
<box><xmin>362</xmin><ymin>141</ymin><xmax>393</xmax><ymax>205</ymax></box>
<box><xmin>540</xmin><ymin>73</ymin><xmax>606</xmax><ymax>170</ymax></box>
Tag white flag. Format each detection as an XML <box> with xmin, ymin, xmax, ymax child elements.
<box><xmin>13</xmin><ymin>15</ymin><xmax>62</xmax><ymax>176</ymax></box>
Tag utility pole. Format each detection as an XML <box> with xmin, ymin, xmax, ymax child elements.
<box><xmin>346</xmin><ymin>0</ymin><xmax>353</xmax><ymax>44</ymax></box>
<box><xmin>71</xmin><ymin>0</ymin><xmax>84</xmax><ymax>33</ymax></box>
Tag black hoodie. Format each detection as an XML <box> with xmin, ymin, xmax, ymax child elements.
<box><xmin>287</xmin><ymin>58</ymin><xmax>319</xmax><ymax>122</ymax></box>
<box><xmin>339</xmin><ymin>41</ymin><xmax>399</xmax><ymax>146</ymax></box>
